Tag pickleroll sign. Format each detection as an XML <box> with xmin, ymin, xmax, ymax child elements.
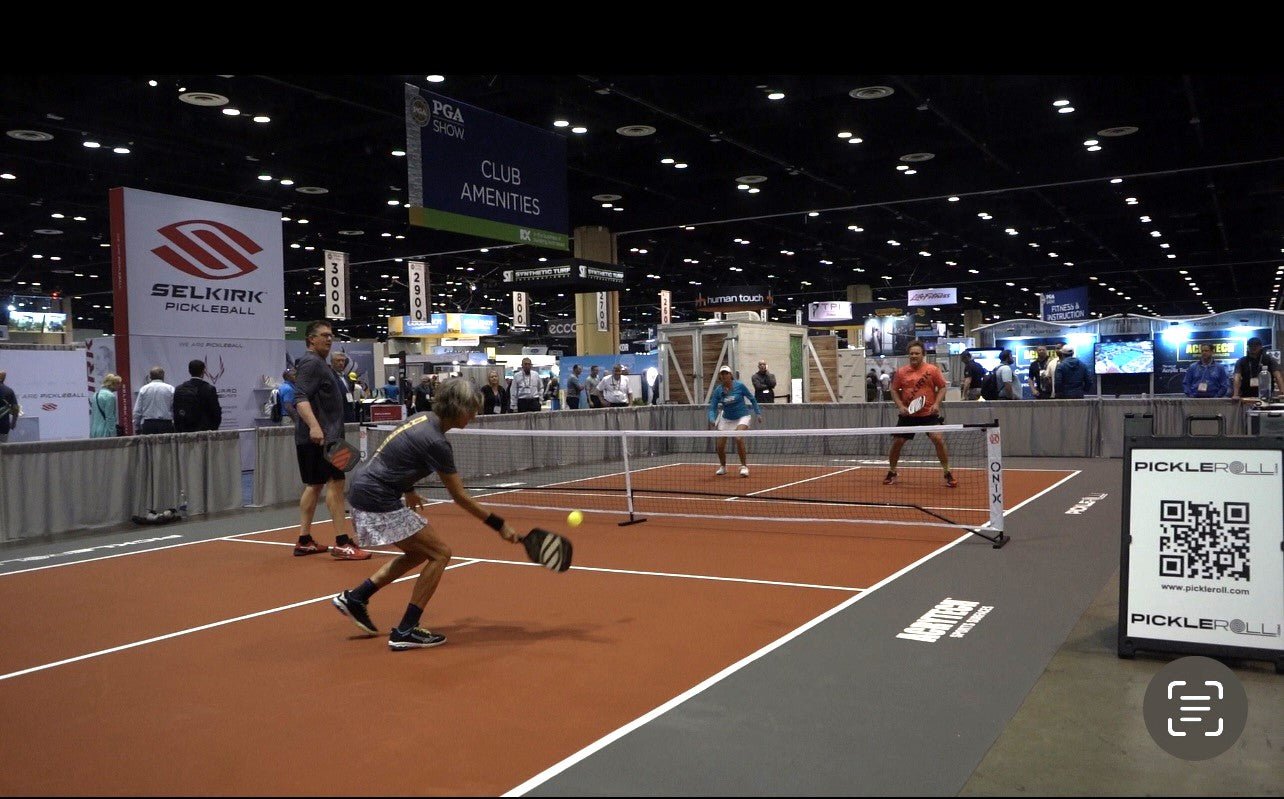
<box><xmin>907</xmin><ymin>287</ymin><xmax>957</xmax><ymax>306</ymax></box>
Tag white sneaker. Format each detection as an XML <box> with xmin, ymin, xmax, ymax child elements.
<box><xmin>739</xmin><ymin>466</ymin><xmax>750</xmax><ymax>477</ymax></box>
<box><xmin>715</xmin><ymin>466</ymin><xmax>727</xmax><ymax>475</ymax></box>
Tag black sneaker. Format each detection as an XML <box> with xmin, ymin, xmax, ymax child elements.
<box><xmin>332</xmin><ymin>591</ymin><xmax>378</xmax><ymax>635</ymax></box>
<box><xmin>388</xmin><ymin>626</ymin><xmax>447</xmax><ymax>651</ymax></box>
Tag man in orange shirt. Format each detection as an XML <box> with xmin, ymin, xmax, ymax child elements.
<box><xmin>884</xmin><ymin>339</ymin><xmax>956</xmax><ymax>488</ymax></box>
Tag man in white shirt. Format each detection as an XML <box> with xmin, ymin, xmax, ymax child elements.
<box><xmin>133</xmin><ymin>366</ymin><xmax>176</xmax><ymax>434</ymax></box>
<box><xmin>598</xmin><ymin>363</ymin><xmax>633</xmax><ymax>407</ymax></box>
<box><xmin>510</xmin><ymin>357</ymin><xmax>544</xmax><ymax>413</ymax></box>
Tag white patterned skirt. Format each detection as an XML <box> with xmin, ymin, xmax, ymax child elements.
<box><xmin>353</xmin><ymin>506</ymin><xmax>427</xmax><ymax>548</ymax></box>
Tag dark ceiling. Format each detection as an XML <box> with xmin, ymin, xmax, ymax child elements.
<box><xmin>2</xmin><ymin>74</ymin><xmax>1281</xmax><ymax>342</ymax></box>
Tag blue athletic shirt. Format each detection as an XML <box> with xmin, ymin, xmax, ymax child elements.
<box><xmin>707</xmin><ymin>379</ymin><xmax>761</xmax><ymax>423</ymax></box>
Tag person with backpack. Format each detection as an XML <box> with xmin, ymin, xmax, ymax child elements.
<box><xmin>994</xmin><ymin>349</ymin><xmax>1017</xmax><ymax>400</ymax></box>
<box><xmin>173</xmin><ymin>359</ymin><xmax>222</xmax><ymax>432</ymax></box>
<box><xmin>959</xmin><ymin>351</ymin><xmax>986</xmax><ymax>400</ymax></box>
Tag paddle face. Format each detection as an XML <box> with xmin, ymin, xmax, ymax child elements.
<box><xmin>907</xmin><ymin>395</ymin><xmax>926</xmax><ymax>414</ymax></box>
<box><xmin>324</xmin><ymin>438</ymin><xmax>362</xmax><ymax>472</ymax></box>
<box><xmin>522</xmin><ymin>527</ymin><xmax>573</xmax><ymax>572</ymax></box>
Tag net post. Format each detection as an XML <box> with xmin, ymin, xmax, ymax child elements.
<box><xmin>617</xmin><ymin>429</ymin><xmax>648</xmax><ymax>526</ymax></box>
<box><xmin>967</xmin><ymin>421</ymin><xmax>1008</xmax><ymax>548</ymax></box>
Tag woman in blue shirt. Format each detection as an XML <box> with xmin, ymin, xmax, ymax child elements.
<box><xmin>707</xmin><ymin>365</ymin><xmax>763</xmax><ymax>477</ymax></box>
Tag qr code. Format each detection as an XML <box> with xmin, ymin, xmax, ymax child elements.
<box><xmin>1157</xmin><ymin>501</ymin><xmax>1250</xmax><ymax>581</ymax></box>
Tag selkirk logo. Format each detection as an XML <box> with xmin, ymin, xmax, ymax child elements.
<box><xmin>152</xmin><ymin>220</ymin><xmax>262</xmax><ymax>280</ymax></box>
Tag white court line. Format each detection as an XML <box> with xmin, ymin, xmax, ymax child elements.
<box><xmin>501</xmin><ymin>468</ymin><xmax>1083</xmax><ymax>796</ymax></box>
<box><xmin>0</xmin><ymin>558</ymin><xmax>483</xmax><ymax>683</ymax></box>
<box><xmin>0</xmin><ymin>552</ymin><xmax>864</xmax><ymax>684</ymax></box>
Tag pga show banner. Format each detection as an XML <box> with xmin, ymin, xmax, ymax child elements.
<box><xmin>109</xmin><ymin>187</ymin><xmax>285</xmax><ymax>435</ymax></box>
<box><xmin>2</xmin><ymin>348</ymin><xmax>91</xmax><ymax>441</ymax></box>
<box><xmin>1125</xmin><ymin>448</ymin><xmax>1283</xmax><ymax>651</ymax></box>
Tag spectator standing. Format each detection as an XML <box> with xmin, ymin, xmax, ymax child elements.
<box><xmin>510</xmin><ymin>357</ymin><xmax>543</xmax><ymax>413</ymax></box>
<box><xmin>564</xmin><ymin>364</ymin><xmax>585</xmax><ymax>410</ymax></box>
<box><xmin>598</xmin><ymin>363</ymin><xmax>633</xmax><ymax>407</ymax></box>
<box><xmin>480</xmin><ymin>370</ymin><xmax>511</xmax><ymax>414</ymax></box>
<box><xmin>1182</xmin><ymin>343</ymin><xmax>1230</xmax><ymax>398</ymax></box>
<box><xmin>413</xmin><ymin>374</ymin><xmax>434</xmax><ymax>413</ymax></box>
<box><xmin>544</xmin><ymin>371</ymin><xmax>561</xmax><ymax>410</ymax></box>
<box><xmin>1028</xmin><ymin>347</ymin><xmax>1049</xmax><ymax>399</ymax></box>
<box><xmin>172</xmin><ymin>359</ymin><xmax>223</xmax><ymax>432</ymax></box>
<box><xmin>866</xmin><ymin>369</ymin><xmax>879</xmax><ymax>402</ymax></box>
<box><xmin>1230</xmin><ymin>336</ymin><xmax>1282</xmax><ymax>401</ymax></box>
<box><xmin>383</xmin><ymin>376</ymin><xmax>400</xmax><ymax>403</ymax></box>
<box><xmin>1054</xmin><ymin>345</ymin><xmax>1094</xmax><ymax>399</ymax></box>
<box><xmin>331</xmin><ymin>353</ymin><xmax>358</xmax><ymax>423</ymax></box>
<box><xmin>0</xmin><ymin>370</ymin><xmax>19</xmax><ymax>443</ymax></box>
<box><xmin>959</xmin><ymin>352</ymin><xmax>986</xmax><ymax>400</ymax></box>
<box><xmin>290</xmin><ymin>320</ymin><xmax>370</xmax><ymax>560</ymax></box>
<box><xmin>878</xmin><ymin>369</ymin><xmax>892</xmax><ymax>401</ymax></box>
<box><xmin>350</xmin><ymin>374</ymin><xmax>367</xmax><ymax>402</ymax></box>
<box><xmin>1042</xmin><ymin>347</ymin><xmax>1061</xmax><ymax>399</ymax></box>
<box><xmin>276</xmin><ymin>369</ymin><xmax>298</xmax><ymax>423</ymax></box>
<box><xmin>90</xmin><ymin>373</ymin><xmax>122</xmax><ymax>438</ymax></box>
<box><xmin>751</xmin><ymin>360</ymin><xmax>777</xmax><ymax>404</ymax></box>
<box><xmin>587</xmin><ymin>365</ymin><xmax>605</xmax><ymax>408</ymax></box>
<box><xmin>996</xmin><ymin>349</ymin><xmax>1017</xmax><ymax>399</ymax></box>
<box><xmin>133</xmin><ymin>366</ymin><xmax>176</xmax><ymax>434</ymax></box>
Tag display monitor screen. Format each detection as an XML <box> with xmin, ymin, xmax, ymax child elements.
<box><xmin>1094</xmin><ymin>339</ymin><xmax>1154</xmax><ymax>374</ymax></box>
<box><xmin>6</xmin><ymin>311</ymin><xmax>44</xmax><ymax>332</ymax></box>
<box><xmin>42</xmin><ymin>312</ymin><xmax>67</xmax><ymax>332</ymax></box>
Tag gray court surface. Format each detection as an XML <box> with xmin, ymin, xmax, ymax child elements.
<box><xmin>521</xmin><ymin>457</ymin><xmax>1129</xmax><ymax>796</ymax></box>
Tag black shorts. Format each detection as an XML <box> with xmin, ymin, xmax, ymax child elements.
<box><xmin>297</xmin><ymin>442</ymin><xmax>345</xmax><ymax>486</ymax></box>
<box><xmin>516</xmin><ymin>397</ymin><xmax>541</xmax><ymax>413</ymax></box>
<box><xmin>893</xmin><ymin>413</ymin><xmax>943</xmax><ymax>440</ymax></box>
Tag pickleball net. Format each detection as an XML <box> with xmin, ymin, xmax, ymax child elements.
<box><xmin>413</xmin><ymin>422</ymin><xmax>1006</xmax><ymax>545</ymax></box>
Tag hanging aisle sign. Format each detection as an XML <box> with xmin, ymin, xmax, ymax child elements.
<box><xmin>407</xmin><ymin>261</ymin><xmax>429</xmax><ymax>321</ymax></box>
<box><xmin>404</xmin><ymin>84</ymin><xmax>568</xmax><ymax>251</ymax></box>
<box><xmin>512</xmin><ymin>290</ymin><xmax>529</xmax><ymax>329</ymax></box>
<box><xmin>324</xmin><ymin>250</ymin><xmax>350</xmax><ymax>321</ymax></box>
<box><xmin>597</xmin><ymin>292</ymin><xmax>610</xmax><ymax>332</ymax></box>
<box><xmin>660</xmin><ymin>289</ymin><xmax>672</xmax><ymax>324</ymax></box>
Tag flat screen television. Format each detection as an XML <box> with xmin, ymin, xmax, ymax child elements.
<box><xmin>42</xmin><ymin>312</ymin><xmax>67</xmax><ymax>332</ymax></box>
<box><xmin>1094</xmin><ymin>339</ymin><xmax>1154</xmax><ymax>374</ymax></box>
<box><xmin>7</xmin><ymin>310</ymin><xmax>44</xmax><ymax>332</ymax></box>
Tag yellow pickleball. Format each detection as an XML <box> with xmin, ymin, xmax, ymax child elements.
<box><xmin>567</xmin><ymin>510</ymin><xmax>584</xmax><ymax>528</ymax></box>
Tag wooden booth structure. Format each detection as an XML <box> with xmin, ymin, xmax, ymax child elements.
<box><xmin>656</xmin><ymin>315</ymin><xmax>849</xmax><ymax>405</ymax></box>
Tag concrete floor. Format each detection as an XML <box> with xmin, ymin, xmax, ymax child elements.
<box><xmin>960</xmin><ymin>569</ymin><xmax>1282</xmax><ymax>796</ymax></box>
